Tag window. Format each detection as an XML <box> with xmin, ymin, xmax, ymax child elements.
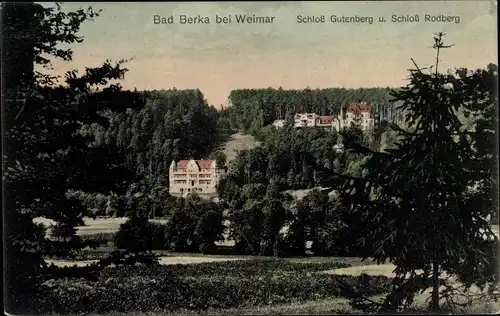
<box><xmin>191</xmin><ymin>181</ymin><xmax>195</xmax><ymax>186</ymax></box>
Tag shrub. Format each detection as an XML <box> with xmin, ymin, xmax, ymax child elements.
<box><xmin>114</xmin><ymin>216</ymin><xmax>169</xmax><ymax>252</ymax></box>
<box><xmin>80</xmin><ymin>232</ymin><xmax>115</xmax><ymax>247</ymax></box>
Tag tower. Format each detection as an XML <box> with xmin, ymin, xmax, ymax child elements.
<box><xmin>373</xmin><ymin>103</ymin><xmax>380</xmax><ymax>130</ymax></box>
<box><xmin>339</xmin><ymin>105</ymin><xmax>345</xmax><ymax>130</ymax></box>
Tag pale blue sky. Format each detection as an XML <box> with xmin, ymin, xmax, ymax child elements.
<box><xmin>45</xmin><ymin>1</ymin><xmax>498</xmax><ymax>106</ymax></box>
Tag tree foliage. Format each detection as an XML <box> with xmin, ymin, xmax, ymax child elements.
<box><xmin>2</xmin><ymin>3</ymin><xmax>152</xmax><ymax>313</ymax></box>
<box><xmin>333</xmin><ymin>33</ymin><xmax>498</xmax><ymax>312</ymax></box>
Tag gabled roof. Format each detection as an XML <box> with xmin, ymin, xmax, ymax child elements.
<box><xmin>347</xmin><ymin>102</ymin><xmax>371</xmax><ymax>113</ymax></box>
<box><xmin>175</xmin><ymin>159</ymin><xmax>214</xmax><ymax>169</ymax></box>
<box><xmin>317</xmin><ymin>115</ymin><xmax>335</xmax><ymax>124</ymax></box>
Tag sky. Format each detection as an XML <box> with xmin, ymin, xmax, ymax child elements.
<box><xmin>44</xmin><ymin>1</ymin><xmax>498</xmax><ymax>107</ymax></box>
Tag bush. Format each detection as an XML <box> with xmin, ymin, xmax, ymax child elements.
<box><xmin>114</xmin><ymin>216</ymin><xmax>169</xmax><ymax>252</ymax></box>
<box><xmin>80</xmin><ymin>232</ymin><xmax>115</xmax><ymax>247</ymax></box>
<box><xmin>273</xmin><ymin>234</ymin><xmax>290</xmax><ymax>257</ymax></box>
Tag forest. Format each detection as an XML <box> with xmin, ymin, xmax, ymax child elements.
<box><xmin>225</xmin><ymin>87</ymin><xmax>406</xmax><ymax>137</ymax></box>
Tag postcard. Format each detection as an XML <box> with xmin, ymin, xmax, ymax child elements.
<box><xmin>2</xmin><ymin>1</ymin><xmax>498</xmax><ymax>315</ymax></box>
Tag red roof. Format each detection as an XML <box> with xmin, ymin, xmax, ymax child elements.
<box><xmin>317</xmin><ymin>115</ymin><xmax>335</xmax><ymax>124</ymax></box>
<box><xmin>347</xmin><ymin>102</ymin><xmax>371</xmax><ymax>113</ymax></box>
<box><xmin>176</xmin><ymin>159</ymin><xmax>214</xmax><ymax>169</ymax></box>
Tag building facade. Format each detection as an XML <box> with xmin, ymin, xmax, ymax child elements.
<box><xmin>294</xmin><ymin>113</ymin><xmax>318</xmax><ymax>127</ymax></box>
<box><xmin>315</xmin><ymin>115</ymin><xmax>337</xmax><ymax>131</ymax></box>
<box><xmin>272</xmin><ymin>102</ymin><xmax>375</xmax><ymax>132</ymax></box>
<box><xmin>342</xmin><ymin>101</ymin><xmax>374</xmax><ymax>130</ymax></box>
<box><xmin>272</xmin><ymin>119</ymin><xmax>285</xmax><ymax>128</ymax></box>
<box><xmin>169</xmin><ymin>159</ymin><xmax>225</xmax><ymax>199</ymax></box>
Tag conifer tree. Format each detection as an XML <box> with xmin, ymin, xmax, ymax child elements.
<box><xmin>336</xmin><ymin>33</ymin><xmax>498</xmax><ymax>312</ymax></box>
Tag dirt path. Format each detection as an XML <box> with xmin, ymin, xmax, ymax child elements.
<box><xmin>222</xmin><ymin>132</ymin><xmax>260</xmax><ymax>163</ymax></box>
<box><xmin>45</xmin><ymin>256</ymin><xmax>242</xmax><ymax>267</ymax></box>
<box><xmin>324</xmin><ymin>263</ymin><xmax>499</xmax><ymax>314</ymax></box>
<box><xmin>322</xmin><ymin>263</ymin><xmax>398</xmax><ymax>277</ymax></box>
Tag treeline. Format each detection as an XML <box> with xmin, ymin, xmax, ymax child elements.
<box><xmin>226</xmin><ymin>87</ymin><xmax>405</xmax><ymax>135</ymax></box>
<box><xmin>113</xmin><ymin>188</ymin><xmax>354</xmax><ymax>257</ymax></box>
<box><xmin>115</xmin><ymin>195</ymin><xmax>224</xmax><ymax>254</ymax></box>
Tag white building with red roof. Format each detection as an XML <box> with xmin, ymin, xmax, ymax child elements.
<box><xmin>342</xmin><ymin>101</ymin><xmax>374</xmax><ymax>130</ymax></box>
<box><xmin>315</xmin><ymin>115</ymin><xmax>341</xmax><ymax>132</ymax></box>
<box><xmin>271</xmin><ymin>101</ymin><xmax>374</xmax><ymax>132</ymax></box>
<box><xmin>169</xmin><ymin>159</ymin><xmax>225</xmax><ymax>199</ymax></box>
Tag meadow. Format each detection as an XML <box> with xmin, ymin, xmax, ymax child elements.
<box><xmin>34</xmin><ymin>216</ymin><xmax>499</xmax><ymax>314</ymax></box>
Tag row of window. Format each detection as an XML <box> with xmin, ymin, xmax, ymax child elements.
<box><xmin>180</xmin><ymin>188</ymin><xmax>203</xmax><ymax>193</ymax></box>
<box><xmin>172</xmin><ymin>169</ymin><xmax>216</xmax><ymax>173</ymax></box>
<box><xmin>172</xmin><ymin>169</ymin><xmax>222</xmax><ymax>174</ymax></box>
<box><xmin>172</xmin><ymin>180</ymin><xmax>213</xmax><ymax>185</ymax></box>
<box><xmin>172</xmin><ymin>174</ymin><xmax>214</xmax><ymax>179</ymax></box>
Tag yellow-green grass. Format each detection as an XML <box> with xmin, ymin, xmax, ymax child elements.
<box><xmin>94</xmin><ymin>298</ymin><xmax>356</xmax><ymax>316</ymax></box>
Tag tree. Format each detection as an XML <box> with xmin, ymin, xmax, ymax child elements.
<box><xmin>209</xmin><ymin>150</ymin><xmax>227</xmax><ymax>169</ymax></box>
<box><xmin>260</xmin><ymin>186</ymin><xmax>288</xmax><ymax>255</ymax></box>
<box><xmin>456</xmin><ymin>63</ymin><xmax>498</xmax><ymax>224</ymax></box>
<box><xmin>114</xmin><ymin>215</ymin><xmax>167</xmax><ymax>252</ymax></box>
<box><xmin>336</xmin><ymin>33</ymin><xmax>498</xmax><ymax>312</ymax></box>
<box><xmin>300</xmin><ymin>189</ymin><xmax>330</xmax><ymax>254</ymax></box>
<box><xmin>3</xmin><ymin>3</ymin><xmax>152</xmax><ymax>313</ymax></box>
<box><xmin>284</xmin><ymin>109</ymin><xmax>295</xmax><ymax>128</ymax></box>
<box><xmin>193</xmin><ymin>210</ymin><xmax>225</xmax><ymax>254</ymax></box>
<box><xmin>105</xmin><ymin>192</ymin><xmax>120</xmax><ymax>217</ymax></box>
<box><xmin>166</xmin><ymin>199</ymin><xmax>203</xmax><ymax>252</ymax></box>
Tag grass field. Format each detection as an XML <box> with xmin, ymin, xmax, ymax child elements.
<box><xmin>38</xmin><ymin>257</ymin><xmax>498</xmax><ymax>315</ymax></box>
<box><xmin>97</xmin><ymin>298</ymin><xmax>356</xmax><ymax>315</ymax></box>
<box><xmin>34</xmin><ymin>212</ymin><xmax>499</xmax><ymax>314</ymax></box>
<box><xmin>46</xmin><ymin>256</ymin><xmax>243</xmax><ymax>267</ymax></box>
<box><xmin>33</xmin><ymin>217</ymin><xmax>166</xmax><ymax>235</ymax></box>
<box><xmin>37</xmin><ymin>258</ymin><xmax>390</xmax><ymax>314</ymax></box>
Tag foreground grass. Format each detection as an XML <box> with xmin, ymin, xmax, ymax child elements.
<box><xmin>94</xmin><ymin>292</ymin><xmax>497</xmax><ymax>316</ymax></box>
<box><xmin>97</xmin><ymin>298</ymin><xmax>357</xmax><ymax>316</ymax></box>
<box><xmin>287</xmin><ymin>256</ymin><xmax>374</xmax><ymax>267</ymax></box>
<box><xmin>36</xmin><ymin>258</ymin><xmax>391</xmax><ymax>315</ymax></box>
<box><xmin>37</xmin><ymin>257</ymin><xmax>497</xmax><ymax>315</ymax></box>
